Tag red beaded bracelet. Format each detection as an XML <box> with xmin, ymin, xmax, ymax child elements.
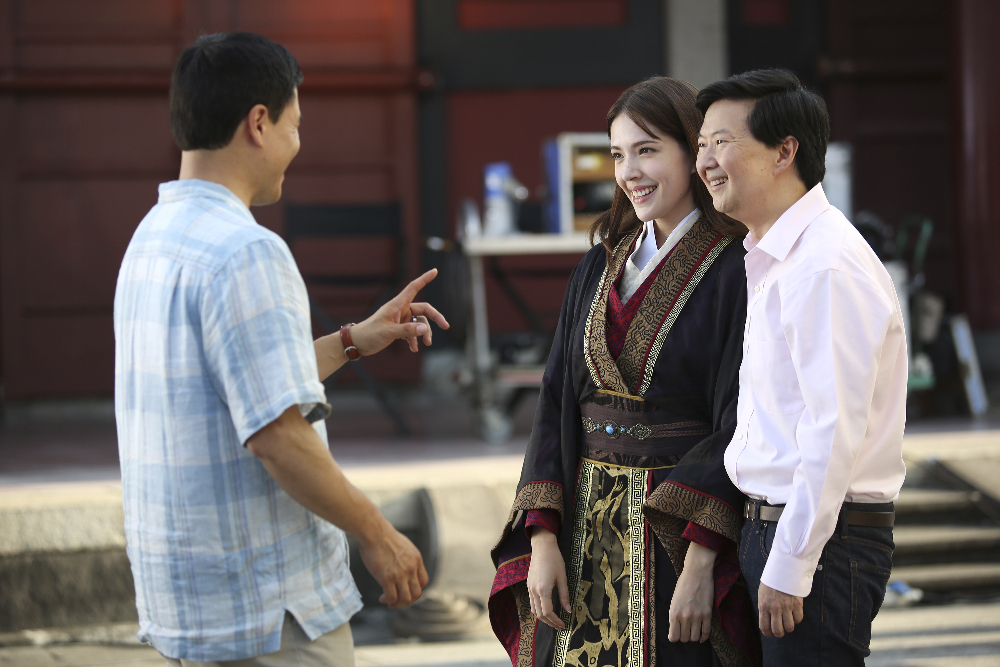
<box><xmin>339</xmin><ymin>323</ymin><xmax>360</xmax><ymax>361</ymax></box>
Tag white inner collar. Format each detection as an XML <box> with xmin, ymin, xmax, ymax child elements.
<box><xmin>618</xmin><ymin>209</ymin><xmax>699</xmax><ymax>304</ymax></box>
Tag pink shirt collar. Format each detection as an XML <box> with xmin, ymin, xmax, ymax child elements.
<box><xmin>743</xmin><ymin>183</ymin><xmax>832</xmax><ymax>262</ymax></box>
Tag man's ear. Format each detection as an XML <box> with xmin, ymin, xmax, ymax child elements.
<box><xmin>246</xmin><ymin>104</ymin><xmax>270</xmax><ymax>149</ymax></box>
<box><xmin>773</xmin><ymin>135</ymin><xmax>799</xmax><ymax>177</ymax></box>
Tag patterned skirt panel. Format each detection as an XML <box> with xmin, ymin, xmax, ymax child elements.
<box><xmin>551</xmin><ymin>396</ymin><xmax>712</xmax><ymax>667</ymax></box>
<box><xmin>554</xmin><ymin>459</ymin><xmax>651</xmax><ymax>667</ymax></box>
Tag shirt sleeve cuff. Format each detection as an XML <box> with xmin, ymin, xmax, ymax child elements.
<box><xmin>525</xmin><ymin>509</ymin><xmax>560</xmax><ymax>537</ymax></box>
<box><xmin>761</xmin><ymin>549</ymin><xmax>818</xmax><ymax>598</ymax></box>
<box><xmin>300</xmin><ymin>401</ymin><xmax>332</xmax><ymax>424</ymax></box>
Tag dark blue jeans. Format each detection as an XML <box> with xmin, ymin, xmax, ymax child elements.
<box><xmin>739</xmin><ymin>502</ymin><xmax>894</xmax><ymax>666</ymax></box>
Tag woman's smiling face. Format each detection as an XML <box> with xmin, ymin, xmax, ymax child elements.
<box><xmin>610</xmin><ymin>113</ymin><xmax>696</xmax><ymax>227</ymax></box>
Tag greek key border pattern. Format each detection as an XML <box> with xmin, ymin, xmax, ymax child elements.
<box><xmin>582</xmin><ymin>261</ymin><xmax>610</xmax><ymax>391</ymax></box>
<box><xmin>627</xmin><ymin>467</ymin><xmax>647</xmax><ymax>667</ymax></box>
<box><xmin>553</xmin><ymin>459</ymin><xmax>594</xmax><ymax>666</ymax></box>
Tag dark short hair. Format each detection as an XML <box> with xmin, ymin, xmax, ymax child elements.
<box><xmin>170</xmin><ymin>32</ymin><xmax>303</xmax><ymax>151</ymax></box>
<box><xmin>697</xmin><ymin>69</ymin><xmax>829</xmax><ymax>189</ymax></box>
<box><xmin>590</xmin><ymin>77</ymin><xmax>742</xmax><ymax>254</ymax></box>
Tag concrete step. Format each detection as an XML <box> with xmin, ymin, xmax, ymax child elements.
<box><xmin>893</xmin><ymin>525</ymin><xmax>1000</xmax><ymax>554</ymax></box>
<box><xmin>0</xmin><ymin>482</ymin><xmax>125</xmax><ymax>555</ymax></box>
<box><xmin>0</xmin><ymin>457</ymin><xmax>522</xmax><ymax>633</ymax></box>
<box><xmin>894</xmin><ymin>524</ymin><xmax>1000</xmax><ymax>553</ymax></box>
<box><xmin>891</xmin><ymin>524</ymin><xmax>1000</xmax><ymax>567</ymax></box>
<box><xmin>890</xmin><ymin>562</ymin><xmax>1000</xmax><ymax>591</ymax></box>
<box><xmin>0</xmin><ymin>481</ymin><xmax>134</xmax><ymax>632</ymax></box>
<box><xmin>895</xmin><ymin>488</ymin><xmax>977</xmax><ymax>514</ymax></box>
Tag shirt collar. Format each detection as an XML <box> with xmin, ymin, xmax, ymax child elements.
<box><xmin>744</xmin><ymin>183</ymin><xmax>831</xmax><ymax>261</ymax></box>
<box><xmin>157</xmin><ymin>179</ymin><xmax>256</xmax><ymax>224</ymax></box>
<box><xmin>636</xmin><ymin>208</ymin><xmax>700</xmax><ymax>255</ymax></box>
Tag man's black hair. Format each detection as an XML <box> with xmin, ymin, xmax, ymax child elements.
<box><xmin>170</xmin><ymin>32</ymin><xmax>303</xmax><ymax>151</ymax></box>
<box><xmin>697</xmin><ymin>69</ymin><xmax>829</xmax><ymax>189</ymax></box>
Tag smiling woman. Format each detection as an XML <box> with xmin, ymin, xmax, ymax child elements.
<box><xmin>610</xmin><ymin>114</ymin><xmax>695</xmax><ymax>245</ymax></box>
<box><xmin>488</xmin><ymin>78</ymin><xmax>760</xmax><ymax>667</ymax></box>
<box><xmin>589</xmin><ymin>77</ymin><xmax>741</xmax><ymax>255</ymax></box>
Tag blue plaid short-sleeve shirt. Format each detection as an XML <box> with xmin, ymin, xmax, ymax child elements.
<box><xmin>113</xmin><ymin>180</ymin><xmax>362</xmax><ymax>661</ymax></box>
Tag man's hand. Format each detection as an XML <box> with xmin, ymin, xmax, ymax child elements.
<box><xmin>247</xmin><ymin>406</ymin><xmax>429</xmax><ymax>608</ymax></box>
<box><xmin>669</xmin><ymin>541</ymin><xmax>717</xmax><ymax>643</ymax></box>
<box><xmin>353</xmin><ymin>268</ymin><xmax>449</xmax><ymax>355</ymax></box>
<box><xmin>315</xmin><ymin>269</ymin><xmax>449</xmax><ymax>380</ymax></box>
<box><xmin>357</xmin><ymin>518</ymin><xmax>430</xmax><ymax>609</ymax></box>
<box><xmin>527</xmin><ymin>528</ymin><xmax>571</xmax><ymax>630</ymax></box>
<box><xmin>757</xmin><ymin>582</ymin><xmax>804</xmax><ymax>637</ymax></box>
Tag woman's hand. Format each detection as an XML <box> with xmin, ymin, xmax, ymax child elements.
<box><xmin>527</xmin><ymin>527</ymin><xmax>571</xmax><ymax>630</ymax></box>
<box><xmin>668</xmin><ymin>541</ymin><xmax>717</xmax><ymax>643</ymax></box>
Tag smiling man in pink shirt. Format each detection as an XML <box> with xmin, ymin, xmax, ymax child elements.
<box><xmin>695</xmin><ymin>69</ymin><xmax>908</xmax><ymax>666</ymax></box>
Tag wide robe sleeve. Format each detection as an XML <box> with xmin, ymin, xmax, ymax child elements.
<box><xmin>488</xmin><ymin>246</ymin><xmax>606</xmax><ymax>667</ymax></box>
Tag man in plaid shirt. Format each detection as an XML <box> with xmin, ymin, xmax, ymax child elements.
<box><xmin>114</xmin><ymin>32</ymin><xmax>447</xmax><ymax>666</ymax></box>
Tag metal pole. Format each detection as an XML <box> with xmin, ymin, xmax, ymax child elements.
<box><xmin>467</xmin><ymin>254</ymin><xmax>493</xmax><ymax>407</ymax></box>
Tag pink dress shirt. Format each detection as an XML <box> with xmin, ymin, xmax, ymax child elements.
<box><xmin>724</xmin><ymin>184</ymin><xmax>908</xmax><ymax>597</ymax></box>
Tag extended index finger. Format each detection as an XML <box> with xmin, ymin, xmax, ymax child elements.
<box><xmin>393</xmin><ymin>269</ymin><xmax>438</xmax><ymax>307</ymax></box>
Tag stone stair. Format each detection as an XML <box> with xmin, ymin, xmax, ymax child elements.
<box><xmin>889</xmin><ymin>488</ymin><xmax>1000</xmax><ymax>592</ymax></box>
<box><xmin>0</xmin><ymin>458</ymin><xmax>522</xmax><ymax>634</ymax></box>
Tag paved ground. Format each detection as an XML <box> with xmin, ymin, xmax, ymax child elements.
<box><xmin>0</xmin><ymin>640</ymin><xmax>512</xmax><ymax>667</ymax></box>
<box><xmin>0</xmin><ymin>597</ymin><xmax>998</xmax><ymax>666</ymax></box>
<box><xmin>1</xmin><ymin>391</ymin><xmax>999</xmax><ymax>666</ymax></box>
<box><xmin>868</xmin><ymin>597</ymin><xmax>1000</xmax><ymax>666</ymax></box>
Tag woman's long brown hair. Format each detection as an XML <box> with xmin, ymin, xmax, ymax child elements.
<box><xmin>589</xmin><ymin>77</ymin><xmax>743</xmax><ymax>255</ymax></box>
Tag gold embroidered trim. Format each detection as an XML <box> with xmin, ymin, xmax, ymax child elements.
<box><xmin>642</xmin><ymin>482</ymin><xmax>742</xmax><ymax>584</ymax></box>
<box><xmin>580</xmin><ymin>457</ymin><xmax>677</xmax><ymax>471</ymax></box>
<box><xmin>649</xmin><ymin>519</ymin><xmax>656</xmax><ymax>667</ymax></box>
<box><xmin>642</xmin><ymin>482</ymin><xmax>752</xmax><ymax>667</ymax></box>
<box><xmin>491</xmin><ymin>481</ymin><xmax>565</xmax><ymax>567</ymax></box>
<box><xmin>497</xmin><ymin>553</ymin><xmax>531</xmax><ymax>569</ymax></box>
<box><xmin>553</xmin><ymin>459</ymin><xmax>594</xmax><ymax>666</ymax></box>
<box><xmin>584</xmin><ymin>220</ymin><xmax>737</xmax><ymax>399</ymax></box>
<box><xmin>583</xmin><ymin>231</ymin><xmax>640</xmax><ymax>394</ymax></box>
<box><xmin>510</xmin><ymin>481</ymin><xmax>564</xmax><ymax>518</ymax></box>
<box><xmin>594</xmin><ymin>388</ymin><xmax>644</xmax><ymax>401</ymax></box>
<box><xmin>512</xmin><ymin>583</ymin><xmax>536</xmax><ymax>667</ymax></box>
<box><xmin>614</xmin><ymin>220</ymin><xmax>722</xmax><ymax>393</ymax></box>
<box><xmin>637</xmin><ymin>234</ymin><xmax>735</xmax><ymax>396</ymax></box>
<box><xmin>626</xmin><ymin>467</ymin><xmax>647</xmax><ymax>667</ymax></box>
<box><xmin>582</xmin><ymin>262</ymin><xmax>609</xmax><ymax>390</ymax></box>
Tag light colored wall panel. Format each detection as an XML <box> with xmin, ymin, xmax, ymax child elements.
<box><xmin>665</xmin><ymin>0</ymin><xmax>727</xmax><ymax>89</ymax></box>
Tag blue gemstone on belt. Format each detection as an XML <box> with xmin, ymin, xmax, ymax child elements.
<box><xmin>605</xmin><ymin>425</ymin><xmax>615</xmax><ymax>435</ymax></box>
